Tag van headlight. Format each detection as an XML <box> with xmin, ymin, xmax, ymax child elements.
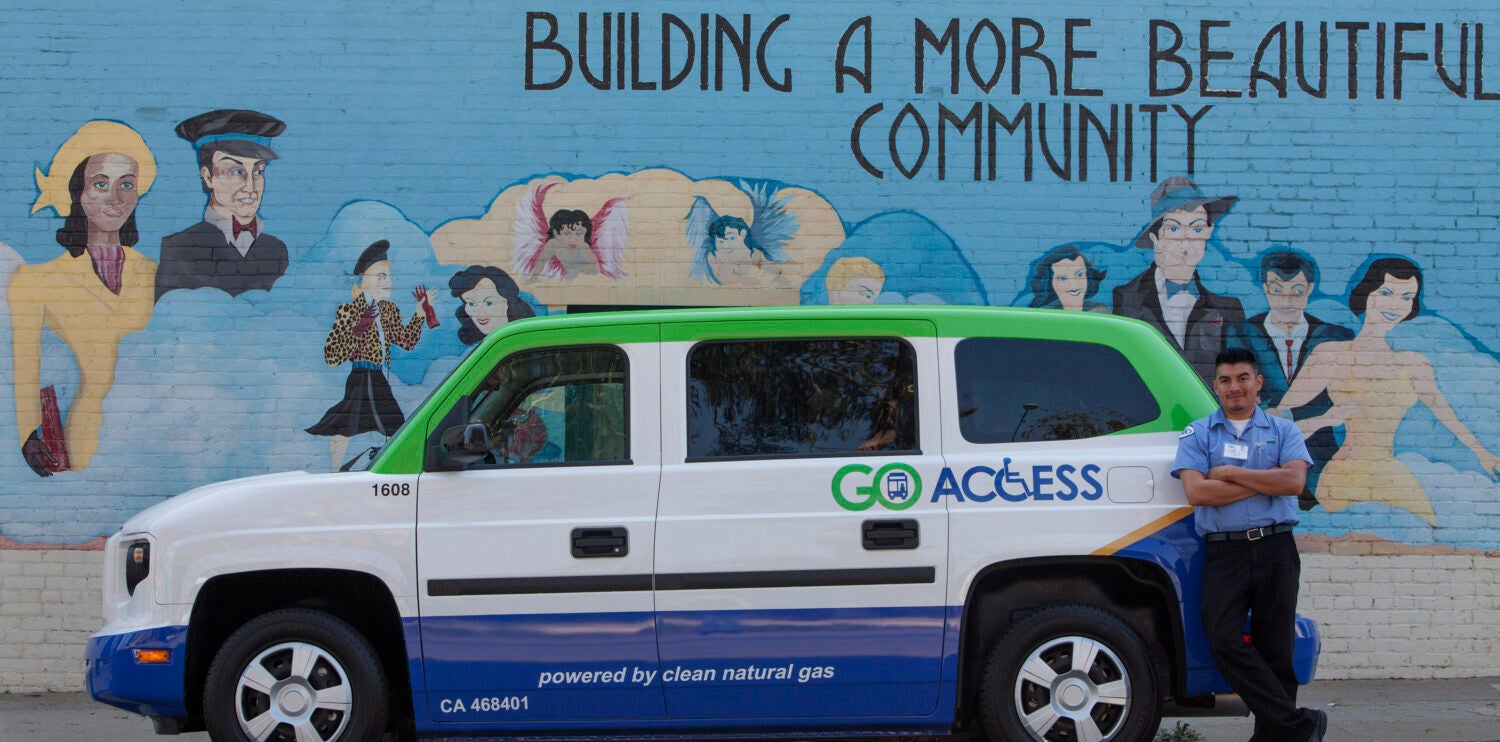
<box><xmin>124</xmin><ymin>540</ymin><xmax>151</xmax><ymax>596</ymax></box>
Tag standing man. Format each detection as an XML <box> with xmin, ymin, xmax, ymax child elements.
<box><xmin>155</xmin><ymin>109</ymin><xmax>288</xmax><ymax>301</ymax></box>
<box><xmin>1113</xmin><ymin>176</ymin><xmax>1246</xmax><ymax>385</ymax></box>
<box><xmin>1245</xmin><ymin>249</ymin><xmax>1352</xmax><ymax>510</ymax></box>
<box><xmin>1173</xmin><ymin>347</ymin><xmax>1327</xmax><ymax>742</ymax></box>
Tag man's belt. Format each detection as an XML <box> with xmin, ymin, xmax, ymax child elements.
<box><xmin>1204</xmin><ymin>523</ymin><xmax>1296</xmax><ymax>542</ymax></box>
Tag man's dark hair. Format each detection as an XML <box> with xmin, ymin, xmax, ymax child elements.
<box><xmin>1214</xmin><ymin>346</ymin><xmax>1259</xmax><ymax>373</ymax></box>
<box><xmin>1260</xmin><ymin>249</ymin><xmax>1317</xmax><ymax>285</ymax></box>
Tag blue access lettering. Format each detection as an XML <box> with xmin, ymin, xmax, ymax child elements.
<box><xmin>930</xmin><ymin>461</ymin><xmax>1102</xmax><ymax>504</ymax></box>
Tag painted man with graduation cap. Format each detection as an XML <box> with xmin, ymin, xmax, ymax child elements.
<box><xmin>1113</xmin><ymin>176</ymin><xmax>1247</xmax><ymax>385</ymax></box>
<box><xmin>155</xmin><ymin>109</ymin><xmax>289</xmax><ymax>301</ymax></box>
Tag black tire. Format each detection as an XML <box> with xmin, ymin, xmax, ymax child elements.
<box><xmin>978</xmin><ymin>605</ymin><xmax>1162</xmax><ymax>742</ymax></box>
<box><xmin>204</xmin><ymin>608</ymin><xmax>390</xmax><ymax>742</ymax></box>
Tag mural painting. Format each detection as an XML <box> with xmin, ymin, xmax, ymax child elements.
<box><xmin>155</xmin><ymin>110</ymin><xmax>289</xmax><ymax>301</ymax></box>
<box><xmin>1</xmin><ymin>5</ymin><xmax>1499</xmax><ymax>562</ymax></box>
<box><xmin>306</xmin><ymin>240</ymin><xmax>437</xmax><ymax>469</ymax></box>
<box><xmin>825</xmin><ymin>257</ymin><xmax>885</xmax><ymax>305</ymax></box>
<box><xmin>1270</xmin><ymin>258</ymin><xmax>1500</xmax><ymax>525</ymax></box>
<box><xmin>512</xmin><ymin>181</ymin><xmax>629</xmax><ymax>280</ymax></box>
<box><xmin>1243</xmin><ymin>249</ymin><xmax>1352</xmax><ymax>509</ymax></box>
<box><xmin>1111</xmin><ymin>176</ymin><xmax>1246</xmax><ymax>385</ymax></box>
<box><xmin>10</xmin><ymin>121</ymin><xmax>158</xmax><ymax>477</ymax></box>
<box><xmin>1027</xmin><ymin>244</ymin><xmax>1108</xmax><ymax>312</ymax></box>
<box><xmin>449</xmin><ymin>265</ymin><xmax>537</xmax><ymax>346</ymax></box>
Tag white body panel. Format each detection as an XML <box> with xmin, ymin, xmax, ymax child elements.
<box><xmin>653</xmin><ymin>331</ymin><xmax>951</xmax><ymax>719</ymax></box>
<box><xmin>100</xmin><ymin>470</ymin><xmax>419</xmax><ymax>621</ymax></box>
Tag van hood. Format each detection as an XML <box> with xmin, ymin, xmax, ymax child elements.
<box><xmin>117</xmin><ymin>470</ymin><xmax>321</xmax><ymax>537</ymax></box>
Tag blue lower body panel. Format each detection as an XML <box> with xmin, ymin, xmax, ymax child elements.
<box><xmin>86</xmin><ymin>625</ymin><xmax>189</xmax><ymax>718</ymax></box>
<box><xmin>410</xmin><ymin>606</ymin><xmax>959</xmax><ymax>737</ymax></box>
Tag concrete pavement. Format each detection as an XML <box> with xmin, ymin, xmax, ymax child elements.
<box><xmin>2</xmin><ymin>677</ymin><xmax>1498</xmax><ymax>741</ymax></box>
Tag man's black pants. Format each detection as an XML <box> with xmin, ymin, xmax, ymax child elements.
<box><xmin>1201</xmin><ymin>530</ymin><xmax>1319</xmax><ymax>741</ymax></box>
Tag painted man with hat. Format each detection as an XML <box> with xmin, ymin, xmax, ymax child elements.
<box><xmin>306</xmin><ymin>240</ymin><xmax>434</xmax><ymax>470</ymax></box>
<box><xmin>155</xmin><ymin>109</ymin><xmax>289</xmax><ymax>301</ymax></box>
<box><xmin>1113</xmin><ymin>176</ymin><xmax>1247</xmax><ymax>385</ymax></box>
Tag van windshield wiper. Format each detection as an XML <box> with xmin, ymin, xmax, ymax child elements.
<box><xmin>339</xmin><ymin>446</ymin><xmax>381</xmax><ymax>472</ymax></box>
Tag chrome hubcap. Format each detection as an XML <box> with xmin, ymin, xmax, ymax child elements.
<box><xmin>1014</xmin><ymin>635</ymin><xmax>1131</xmax><ymax>742</ymax></box>
<box><xmin>235</xmin><ymin>641</ymin><xmax>352</xmax><ymax>741</ymax></box>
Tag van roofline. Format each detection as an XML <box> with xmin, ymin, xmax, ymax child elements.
<box><xmin>486</xmin><ymin>304</ymin><xmax>1167</xmax><ymax>342</ymax></box>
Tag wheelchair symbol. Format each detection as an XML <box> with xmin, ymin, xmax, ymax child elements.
<box><xmin>996</xmin><ymin>457</ymin><xmax>1031</xmax><ymax>500</ymax></box>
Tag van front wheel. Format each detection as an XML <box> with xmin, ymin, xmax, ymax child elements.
<box><xmin>204</xmin><ymin>608</ymin><xmax>390</xmax><ymax>742</ymax></box>
<box><xmin>979</xmin><ymin>605</ymin><xmax>1161</xmax><ymax>742</ymax></box>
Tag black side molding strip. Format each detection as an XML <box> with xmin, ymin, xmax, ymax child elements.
<box><xmin>429</xmin><ymin>566</ymin><xmax>936</xmax><ymax>597</ymax></box>
<box><xmin>654</xmin><ymin>567</ymin><xmax>935</xmax><ymax>591</ymax></box>
<box><xmin>429</xmin><ymin>574</ymin><xmax>653</xmax><ymax>597</ymax></box>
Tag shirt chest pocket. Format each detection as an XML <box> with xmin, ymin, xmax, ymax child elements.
<box><xmin>1250</xmin><ymin>438</ymin><xmax>1278</xmax><ymax>466</ymax></box>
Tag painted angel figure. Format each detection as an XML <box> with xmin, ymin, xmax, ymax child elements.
<box><xmin>512</xmin><ymin>181</ymin><xmax>629</xmax><ymax>280</ymax></box>
<box><xmin>685</xmin><ymin>180</ymin><xmax>798</xmax><ymax>286</ymax></box>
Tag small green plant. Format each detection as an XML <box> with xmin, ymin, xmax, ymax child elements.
<box><xmin>1155</xmin><ymin>721</ymin><xmax>1205</xmax><ymax>742</ymax></box>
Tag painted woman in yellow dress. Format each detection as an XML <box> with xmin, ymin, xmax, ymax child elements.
<box><xmin>9</xmin><ymin>121</ymin><xmax>157</xmax><ymax>475</ymax></box>
<box><xmin>1271</xmin><ymin>258</ymin><xmax>1500</xmax><ymax>524</ymax></box>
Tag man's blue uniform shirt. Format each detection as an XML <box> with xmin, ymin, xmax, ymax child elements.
<box><xmin>1172</xmin><ymin>406</ymin><xmax>1312</xmax><ymax>535</ymax></box>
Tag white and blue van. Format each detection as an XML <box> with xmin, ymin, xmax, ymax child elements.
<box><xmin>87</xmin><ymin>306</ymin><xmax>1319</xmax><ymax>742</ymax></box>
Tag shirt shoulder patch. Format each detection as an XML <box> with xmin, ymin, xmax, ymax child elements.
<box><xmin>1179</xmin><ymin>425</ymin><xmax>1195</xmax><ymax>439</ymax></box>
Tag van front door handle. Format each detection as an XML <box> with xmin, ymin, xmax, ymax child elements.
<box><xmin>572</xmin><ymin>527</ymin><xmax>629</xmax><ymax>558</ymax></box>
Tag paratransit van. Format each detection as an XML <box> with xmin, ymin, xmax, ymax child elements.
<box><xmin>87</xmin><ymin>305</ymin><xmax>1320</xmax><ymax>742</ymax></box>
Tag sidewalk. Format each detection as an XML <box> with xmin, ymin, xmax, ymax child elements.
<box><xmin>2</xmin><ymin>677</ymin><xmax>1498</xmax><ymax>742</ymax></box>
<box><xmin>1160</xmin><ymin>676</ymin><xmax>1500</xmax><ymax>742</ymax></box>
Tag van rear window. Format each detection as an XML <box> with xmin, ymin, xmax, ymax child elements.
<box><xmin>955</xmin><ymin>338</ymin><xmax>1159</xmax><ymax>443</ymax></box>
<box><xmin>687</xmin><ymin>338</ymin><xmax>917</xmax><ymax>460</ymax></box>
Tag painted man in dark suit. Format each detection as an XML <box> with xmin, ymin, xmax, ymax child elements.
<box><xmin>1113</xmin><ymin>176</ymin><xmax>1245</xmax><ymax>386</ymax></box>
<box><xmin>1245</xmin><ymin>248</ymin><xmax>1353</xmax><ymax>509</ymax></box>
<box><xmin>155</xmin><ymin>109</ymin><xmax>288</xmax><ymax>301</ymax></box>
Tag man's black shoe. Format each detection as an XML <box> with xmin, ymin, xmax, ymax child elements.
<box><xmin>1309</xmin><ymin>708</ymin><xmax>1328</xmax><ymax>741</ymax></box>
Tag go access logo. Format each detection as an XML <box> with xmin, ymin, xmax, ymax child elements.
<box><xmin>830</xmin><ymin>463</ymin><xmax>923</xmax><ymax>511</ymax></box>
<box><xmin>831</xmin><ymin>460</ymin><xmax>1106</xmax><ymax>511</ymax></box>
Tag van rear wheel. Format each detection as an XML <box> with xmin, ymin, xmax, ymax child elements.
<box><xmin>979</xmin><ymin>605</ymin><xmax>1161</xmax><ymax>742</ymax></box>
<box><xmin>204</xmin><ymin>608</ymin><xmax>389</xmax><ymax>742</ymax></box>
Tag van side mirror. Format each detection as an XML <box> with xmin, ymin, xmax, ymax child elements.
<box><xmin>430</xmin><ymin>423</ymin><xmax>491</xmax><ymax>470</ymax></box>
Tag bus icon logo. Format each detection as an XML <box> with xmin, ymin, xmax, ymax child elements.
<box><xmin>885</xmin><ymin>471</ymin><xmax>911</xmax><ymax>501</ymax></box>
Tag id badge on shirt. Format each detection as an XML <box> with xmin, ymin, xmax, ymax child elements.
<box><xmin>1223</xmin><ymin>442</ymin><xmax>1250</xmax><ymax>460</ymax></box>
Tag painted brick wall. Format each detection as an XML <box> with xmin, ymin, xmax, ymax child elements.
<box><xmin>3</xmin><ymin>0</ymin><xmax>1500</xmax><ymax>693</ymax></box>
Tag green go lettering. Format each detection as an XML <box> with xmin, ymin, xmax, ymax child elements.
<box><xmin>831</xmin><ymin>463</ymin><xmax>922</xmax><ymax>511</ymax></box>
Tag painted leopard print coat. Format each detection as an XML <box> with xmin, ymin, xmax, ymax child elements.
<box><xmin>322</xmin><ymin>294</ymin><xmax>424</xmax><ymax>367</ymax></box>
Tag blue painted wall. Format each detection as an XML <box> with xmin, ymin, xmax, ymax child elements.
<box><xmin>2</xmin><ymin>1</ymin><xmax>1498</xmax><ymax>550</ymax></box>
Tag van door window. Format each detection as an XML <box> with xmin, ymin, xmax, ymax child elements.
<box><xmin>467</xmin><ymin>346</ymin><xmax>628</xmax><ymax>466</ymax></box>
<box><xmin>955</xmin><ymin>338</ymin><xmax>1159</xmax><ymax>443</ymax></box>
<box><xmin>686</xmin><ymin>338</ymin><xmax>917</xmax><ymax>459</ymax></box>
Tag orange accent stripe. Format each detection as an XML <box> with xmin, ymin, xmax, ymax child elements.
<box><xmin>1092</xmin><ymin>507</ymin><xmax>1195</xmax><ymax>556</ymax></box>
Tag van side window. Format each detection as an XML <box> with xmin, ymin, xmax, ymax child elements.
<box><xmin>955</xmin><ymin>338</ymin><xmax>1159</xmax><ymax>443</ymax></box>
<box><xmin>687</xmin><ymin>338</ymin><xmax>917</xmax><ymax>460</ymax></box>
<box><xmin>467</xmin><ymin>346</ymin><xmax>628</xmax><ymax>466</ymax></box>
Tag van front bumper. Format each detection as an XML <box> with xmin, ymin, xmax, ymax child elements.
<box><xmin>86</xmin><ymin>625</ymin><xmax>189</xmax><ymax>718</ymax></box>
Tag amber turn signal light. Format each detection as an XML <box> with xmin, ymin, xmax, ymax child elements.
<box><xmin>132</xmin><ymin>649</ymin><xmax>170</xmax><ymax>665</ymax></box>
